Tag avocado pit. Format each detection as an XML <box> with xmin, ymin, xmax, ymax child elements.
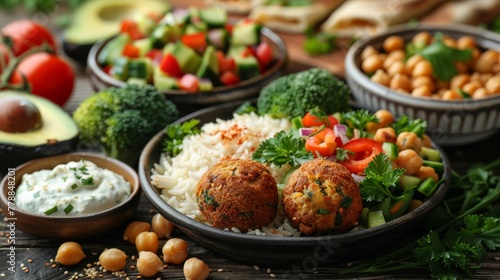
<box><xmin>0</xmin><ymin>95</ymin><xmax>43</xmax><ymax>133</ymax></box>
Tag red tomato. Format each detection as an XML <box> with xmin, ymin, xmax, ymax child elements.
<box><xmin>220</xmin><ymin>71</ymin><xmax>240</xmax><ymax>85</ymax></box>
<box><xmin>1</xmin><ymin>20</ymin><xmax>57</xmax><ymax>56</ymax></box>
<box><xmin>122</xmin><ymin>43</ymin><xmax>140</xmax><ymax>58</ymax></box>
<box><xmin>120</xmin><ymin>20</ymin><xmax>144</xmax><ymax>40</ymax></box>
<box><xmin>340</xmin><ymin>138</ymin><xmax>383</xmax><ymax>174</ymax></box>
<box><xmin>181</xmin><ymin>33</ymin><xmax>207</xmax><ymax>50</ymax></box>
<box><xmin>178</xmin><ymin>74</ymin><xmax>199</xmax><ymax>92</ymax></box>
<box><xmin>305</xmin><ymin>128</ymin><xmax>337</xmax><ymax>157</ymax></box>
<box><xmin>255</xmin><ymin>41</ymin><xmax>273</xmax><ymax>69</ymax></box>
<box><xmin>216</xmin><ymin>51</ymin><xmax>236</xmax><ymax>73</ymax></box>
<box><xmin>302</xmin><ymin>112</ymin><xmax>339</xmax><ymax>129</ymax></box>
<box><xmin>10</xmin><ymin>53</ymin><xmax>75</xmax><ymax>106</ymax></box>
<box><xmin>159</xmin><ymin>53</ymin><xmax>183</xmax><ymax>78</ymax></box>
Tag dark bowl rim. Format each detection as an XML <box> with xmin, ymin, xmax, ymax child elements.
<box><xmin>87</xmin><ymin>26</ymin><xmax>288</xmax><ymax>96</ymax></box>
<box><xmin>345</xmin><ymin>22</ymin><xmax>500</xmax><ymax>109</ymax></box>
<box><xmin>139</xmin><ymin>100</ymin><xmax>451</xmax><ymax>246</ymax></box>
<box><xmin>0</xmin><ymin>152</ymin><xmax>141</xmax><ymax>221</ymax></box>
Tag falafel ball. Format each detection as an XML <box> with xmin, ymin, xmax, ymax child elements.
<box><xmin>196</xmin><ymin>158</ymin><xmax>278</xmax><ymax>232</ymax></box>
<box><xmin>282</xmin><ymin>158</ymin><xmax>363</xmax><ymax>235</ymax></box>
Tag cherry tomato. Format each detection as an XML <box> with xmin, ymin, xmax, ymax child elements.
<box><xmin>159</xmin><ymin>53</ymin><xmax>183</xmax><ymax>78</ymax></box>
<box><xmin>122</xmin><ymin>43</ymin><xmax>140</xmax><ymax>58</ymax></box>
<box><xmin>302</xmin><ymin>112</ymin><xmax>339</xmax><ymax>129</ymax></box>
<box><xmin>216</xmin><ymin>51</ymin><xmax>236</xmax><ymax>73</ymax></box>
<box><xmin>305</xmin><ymin>128</ymin><xmax>337</xmax><ymax>157</ymax></box>
<box><xmin>220</xmin><ymin>71</ymin><xmax>240</xmax><ymax>85</ymax></box>
<box><xmin>1</xmin><ymin>20</ymin><xmax>57</xmax><ymax>56</ymax></box>
<box><xmin>255</xmin><ymin>41</ymin><xmax>273</xmax><ymax>70</ymax></box>
<box><xmin>178</xmin><ymin>74</ymin><xmax>199</xmax><ymax>92</ymax></box>
<box><xmin>181</xmin><ymin>32</ymin><xmax>207</xmax><ymax>50</ymax></box>
<box><xmin>340</xmin><ymin>138</ymin><xmax>383</xmax><ymax>174</ymax></box>
<box><xmin>10</xmin><ymin>53</ymin><xmax>75</xmax><ymax>106</ymax></box>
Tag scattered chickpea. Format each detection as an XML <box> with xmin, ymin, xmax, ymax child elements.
<box><xmin>411</xmin><ymin>76</ymin><xmax>435</xmax><ymax>92</ymax></box>
<box><xmin>123</xmin><ymin>221</ymin><xmax>151</xmax><ymax>244</ymax></box>
<box><xmin>99</xmin><ymin>248</ymin><xmax>127</xmax><ymax>272</ymax></box>
<box><xmin>412</xmin><ymin>31</ymin><xmax>432</xmax><ymax>46</ymax></box>
<box><xmin>373</xmin><ymin>127</ymin><xmax>397</xmax><ymax>144</ymax></box>
<box><xmin>151</xmin><ymin>213</ymin><xmax>176</xmax><ymax>239</ymax></box>
<box><xmin>370</xmin><ymin>69</ymin><xmax>391</xmax><ymax>87</ymax></box>
<box><xmin>387</xmin><ymin>61</ymin><xmax>408</xmax><ymax>77</ymax></box>
<box><xmin>472</xmin><ymin>87</ymin><xmax>490</xmax><ymax>99</ymax></box>
<box><xmin>462</xmin><ymin>80</ymin><xmax>482</xmax><ymax>94</ymax></box>
<box><xmin>162</xmin><ymin>238</ymin><xmax>189</xmax><ymax>264</ymax></box>
<box><xmin>361</xmin><ymin>45</ymin><xmax>379</xmax><ymax>60</ymax></box>
<box><xmin>450</xmin><ymin>74</ymin><xmax>470</xmax><ymax>90</ymax></box>
<box><xmin>183</xmin><ymin>257</ymin><xmax>210</xmax><ymax>280</ymax></box>
<box><xmin>383</xmin><ymin>36</ymin><xmax>405</xmax><ymax>53</ymax></box>
<box><xmin>405</xmin><ymin>54</ymin><xmax>424</xmax><ymax>74</ymax></box>
<box><xmin>389</xmin><ymin>73</ymin><xmax>411</xmax><ymax>92</ymax></box>
<box><xmin>361</xmin><ymin>54</ymin><xmax>384</xmax><ymax>74</ymax></box>
<box><xmin>383</xmin><ymin>49</ymin><xmax>405</xmax><ymax>69</ymax></box>
<box><xmin>416</xmin><ymin>166</ymin><xmax>439</xmax><ymax>182</ymax></box>
<box><xmin>395</xmin><ymin>149</ymin><xmax>423</xmax><ymax>175</ymax></box>
<box><xmin>411</xmin><ymin>60</ymin><xmax>433</xmax><ymax>77</ymax></box>
<box><xmin>136</xmin><ymin>251</ymin><xmax>163</xmax><ymax>277</ymax></box>
<box><xmin>485</xmin><ymin>75</ymin><xmax>500</xmax><ymax>94</ymax></box>
<box><xmin>442</xmin><ymin>89</ymin><xmax>463</xmax><ymax>100</ymax></box>
<box><xmin>421</xmin><ymin>135</ymin><xmax>432</xmax><ymax>148</ymax></box>
<box><xmin>55</xmin><ymin>242</ymin><xmax>86</xmax><ymax>266</ymax></box>
<box><xmin>397</xmin><ymin>131</ymin><xmax>422</xmax><ymax>153</ymax></box>
<box><xmin>474</xmin><ymin>50</ymin><xmax>499</xmax><ymax>73</ymax></box>
<box><xmin>135</xmin><ymin>232</ymin><xmax>159</xmax><ymax>253</ymax></box>
<box><xmin>411</xmin><ymin>85</ymin><xmax>432</xmax><ymax>97</ymax></box>
<box><xmin>456</xmin><ymin>35</ymin><xmax>476</xmax><ymax>49</ymax></box>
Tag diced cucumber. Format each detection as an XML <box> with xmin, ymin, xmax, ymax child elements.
<box><xmin>371</xmin><ymin>198</ymin><xmax>391</xmax><ymax>222</ymax></box>
<box><xmin>382</xmin><ymin>142</ymin><xmax>399</xmax><ymax>160</ymax></box>
<box><xmin>171</xmin><ymin>41</ymin><xmax>201</xmax><ymax>74</ymax></box>
<box><xmin>196</xmin><ymin>45</ymin><xmax>221</xmax><ymax>86</ymax></box>
<box><xmin>132</xmin><ymin>38</ymin><xmax>153</xmax><ymax>57</ymax></box>
<box><xmin>153</xmin><ymin>67</ymin><xmax>179</xmax><ymax>90</ymax></box>
<box><xmin>359</xmin><ymin>207</ymin><xmax>369</xmax><ymax>227</ymax></box>
<box><xmin>199</xmin><ymin>6</ymin><xmax>228</xmax><ymax>28</ymax></box>
<box><xmin>231</xmin><ymin>21</ymin><xmax>261</xmax><ymax>46</ymax></box>
<box><xmin>184</xmin><ymin>22</ymin><xmax>208</xmax><ymax>35</ymax></box>
<box><xmin>417</xmin><ymin>177</ymin><xmax>438</xmax><ymax>197</ymax></box>
<box><xmin>150</xmin><ymin>24</ymin><xmax>181</xmax><ymax>48</ymax></box>
<box><xmin>367</xmin><ymin>210</ymin><xmax>386</xmax><ymax>228</ymax></box>
<box><xmin>199</xmin><ymin>78</ymin><xmax>213</xmax><ymax>91</ymax></box>
<box><xmin>98</xmin><ymin>33</ymin><xmax>131</xmax><ymax>65</ymax></box>
<box><xmin>133</xmin><ymin>13</ymin><xmax>157</xmax><ymax>36</ymax></box>
<box><xmin>291</xmin><ymin>116</ymin><xmax>303</xmax><ymax>129</ymax></box>
<box><xmin>233</xmin><ymin>55</ymin><xmax>260</xmax><ymax>80</ymax></box>
<box><xmin>160</xmin><ymin>9</ymin><xmax>189</xmax><ymax>28</ymax></box>
<box><xmin>110</xmin><ymin>56</ymin><xmax>129</xmax><ymax>81</ymax></box>
<box><xmin>127</xmin><ymin>77</ymin><xmax>147</xmax><ymax>85</ymax></box>
<box><xmin>127</xmin><ymin>58</ymin><xmax>153</xmax><ymax>81</ymax></box>
<box><xmin>399</xmin><ymin>174</ymin><xmax>421</xmax><ymax>189</ymax></box>
<box><xmin>423</xmin><ymin>160</ymin><xmax>444</xmax><ymax>174</ymax></box>
<box><xmin>420</xmin><ymin>147</ymin><xmax>441</xmax><ymax>162</ymax></box>
<box><xmin>390</xmin><ymin>190</ymin><xmax>414</xmax><ymax>220</ymax></box>
<box><xmin>162</xmin><ymin>42</ymin><xmax>176</xmax><ymax>54</ymax></box>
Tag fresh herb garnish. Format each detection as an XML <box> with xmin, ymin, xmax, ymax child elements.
<box><xmin>71</xmin><ymin>183</ymin><xmax>78</xmax><ymax>189</ymax></box>
<box><xmin>202</xmin><ymin>190</ymin><xmax>219</xmax><ymax>207</ymax></box>
<box><xmin>81</xmin><ymin>177</ymin><xmax>94</xmax><ymax>186</ymax></box>
<box><xmin>304</xmin><ymin>29</ymin><xmax>337</xmax><ymax>55</ymax></box>
<box><xmin>63</xmin><ymin>204</ymin><xmax>74</xmax><ymax>214</ymax></box>
<box><xmin>317</xmin><ymin>209</ymin><xmax>331</xmax><ymax>215</ymax></box>
<box><xmin>252</xmin><ymin>130</ymin><xmax>313</xmax><ymax>168</ymax></box>
<box><xmin>163</xmin><ymin>119</ymin><xmax>201</xmax><ymax>156</ymax></box>
<box><xmin>392</xmin><ymin>115</ymin><xmax>427</xmax><ymax>137</ymax></box>
<box><xmin>336</xmin><ymin>148</ymin><xmax>354</xmax><ymax>162</ymax></box>
<box><xmin>359</xmin><ymin>153</ymin><xmax>406</xmax><ymax>203</ymax></box>
<box><xmin>234</xmin><ymin>101</ymin><xmax>257</xmax><ymax>115</ymax></box>
<box><xmin>44</xmin><ymin>206</ymin><xmax>58</xmax><ymax>215</ymax></box>
<box><xmin>342</xmin><ymin>109</ymin><xmax>378</xmax><ymax>132</ymax></box>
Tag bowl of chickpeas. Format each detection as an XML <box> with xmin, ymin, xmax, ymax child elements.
<box><xmin>345</xmin><ymin>23</ymin><xmax>500</xmax><ymax>146</ymax></box>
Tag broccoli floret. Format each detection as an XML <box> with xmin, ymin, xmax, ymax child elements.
<box><xmin>73</xmin><ymin>84</ymin><xmax>179</xmax><ymax>166</ymax></box>
<box><xmin>257</xmin><ymin>68</ymin><xmax>351</xmax><ymax>119</ymax></box>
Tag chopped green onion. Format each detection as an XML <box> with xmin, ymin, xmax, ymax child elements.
<box><xmin>44</xmin><ymin>206</ymin><xmax>58</xmax><ymax>215</ymax></box>
<box><xmin>63</xmin><ymin>204</ymin><xmax>73</xmax><ymax>214</ymax></box>
<box><xmin>81</xmin><ymin>177</ymin><xmax>94</xmax><ymax>186</ymax></box>
<box><xmin>71</xmin><ymin>183</ymin><xmax>78</xmax><ymax>189</ymax></box>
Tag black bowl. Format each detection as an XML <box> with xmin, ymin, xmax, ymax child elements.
<box><xmin>138</xmin><ymin>100</ymin><xmax>450</xmax><ymax>266</ymax></box>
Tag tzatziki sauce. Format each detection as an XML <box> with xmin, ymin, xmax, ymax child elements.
<box><xmin>15</xmin><ymin>160</ymin><xmax>131</xmax><ymax>216</ymax></box>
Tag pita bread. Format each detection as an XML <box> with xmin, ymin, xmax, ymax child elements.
<box><xmin>205</xmin><ymin>0</ymin><xmax>253</xmax><ymax>14</ymax></box>
<box><xmin>249</xmin><ymin>0</ymin><xmax>344</xmax><ymax>34</ymax></box>
<box><xmin>320</xmin><ymin>0</ymin><xmax>448</xmax><ymax>38</ymax></box>
<box><xmin>421</xmin><ymin>0</ymin><xmax>500</xmax><ymax>25</ymax></box>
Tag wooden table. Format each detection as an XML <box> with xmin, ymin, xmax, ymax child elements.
<box><xmin>1</xmin><ymin>2</ymin><xmax>500</xmax><ymax>280</ymax></box>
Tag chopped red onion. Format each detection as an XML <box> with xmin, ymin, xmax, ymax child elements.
<box><xmin>334</xmin><ymin>124</ymin><xmax>350</xmax><ymax>145</ymax></box>
<box><xmin>351</xmin><ymin>173</ymin><xmax>365</xmax><ymax>183</ymax></box>
<box><xmin>299</xmin><ymin>127</ymin><xmax>315</xmax><ymax>137</ymax></box>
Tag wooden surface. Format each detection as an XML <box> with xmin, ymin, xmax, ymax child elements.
<box><xmin>1</xmin><ymin>1</ymin><xmax>500</xmax><ymax>279</ymax></box>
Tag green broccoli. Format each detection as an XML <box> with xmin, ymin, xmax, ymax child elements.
<box><xmin>73</xmin><ymin>84</ymin><xmax>179</xmax><ymax>166</ymax></box>
<box><xmin>256</xmin><ymin>67</ymin><xmax>351</xmax><ymax>119</ymax></box>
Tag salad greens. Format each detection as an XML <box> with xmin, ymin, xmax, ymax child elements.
<box><xmin>162</xmin><ymin>119</ymin><xmax>201</xmax><ymax>156</ymax></box>
<box><xmin>359</xmin><ymin>153</ymin><xmax>406</xmax><ymax>202</ymax></box>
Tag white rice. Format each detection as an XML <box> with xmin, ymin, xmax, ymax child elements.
<box><xmin>151</xmin><ymin>112</ymin><xmax>300</xmax><ymax>237</ymax></box>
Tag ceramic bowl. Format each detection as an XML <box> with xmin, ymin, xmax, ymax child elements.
<box><xmin>0</xmin><ymin>152</ymin><xmax>141</xmax><ymax>240</ymax></box>
<box><xmin>345</xmin><ymin>23</ymin><xmax>500</xmax><ymax>146</ymax></box>
<box><xmin>138</xmin><ymin>100</ymin><xmax>450</xmax><ymax>265</ymax></box>
<box><xmin>87</xmin><ymin>27</ymin><xmax>287</xmax><ymax>105</ymax></box>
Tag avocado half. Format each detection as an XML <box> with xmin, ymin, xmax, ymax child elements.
<box><xmin>0</xmin><ymin>91</ymin><xmax>79</xmax><ymax>171</ymax></box>
<box><xmin>63</xmin><ymin>0</ymin><xmax>170</xmax><ymax>64</ymax></box>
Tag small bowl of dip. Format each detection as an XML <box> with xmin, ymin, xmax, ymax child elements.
<box><xmin>0</xmin><ymin>152</ymin><xmax>141</xmax><ymax>240</ymax></box>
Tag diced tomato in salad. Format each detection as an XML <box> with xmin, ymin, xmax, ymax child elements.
<box><xmin>340</xmin><ymin>138</ymin><xmax>383</xmax><ymax>174</ymax></box>
<box><xmin>159</xmin><ymin>53</ymin><xmax>183</xmax><ymax>78</ymax></box>
<box><xmin>178</xmin><ymin>74</ymin><xmax>199</xmax><ymax>92</ymax></box>
<box><xmin>120</xmin><ymin>19</ymin><xmax>144</xmax><ymax>41</ymax></box>
<box><xmin>305</xmin><ymin>128</ymin><xmax>337</xmax><ymax>157</ymax></box>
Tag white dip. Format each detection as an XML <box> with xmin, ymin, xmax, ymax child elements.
<box><xmin>15</xmin><ymin>160</ymin><xmax>131</xmax><ymax>216</ymax></box>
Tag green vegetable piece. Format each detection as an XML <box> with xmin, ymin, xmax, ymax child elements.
<box><xmin>390</xmin><ymin>190</ymin><xmax>414</xmax><ymax>220</ymax></box>
<box><xmin>382</xmin><ymin>142</ymin><xmax>399</xmax><ymax>160</ymax></box>
<box><xmin>367</xmin><ymin>210</ymin><xmax>386</xmax><ymax>228</ymax></box>
<box><xmin>371</xmin><ymin>197</ymin><xmax>391</xmax><ymax>222</ymax></box>
<box><xmin>342</xmin><ymin>109</ymin><xmax>378</xmax><ymax>132</ymax></box>
<box><xmin>162</xmin><ymin>119</ymin><xmax>201</xmax><ymax>156</ymax></box>
<box><xmin>392</xmin><ymin>115</ymin><xmax>427</xmax><ymax>138</ymax></box>
<box><xmin>234</xmin><ymin>101</ymin><xmax>257</xmax><ymax>115</ymax></box>
<box><xmin>419</xmin><ymin>147</ymin><xmax>441</xmax><ymax>162</ymax></box>
<box><xmin>417</xmin><ymin>177</ymin><xmax>438</xmax><ymax>197</ymax></box>
<box><xmin>44</xmin><ymin>206</ymin><xmax>58</xmax><ymax>215</ymax></box>
<box><xmin>399</xmin><ymin>174</ymin><xmax>421</xmax><ymax>190</ymax></box>
<box><xmin>423</xmin><ymin>160</ymin><xmax>444</xmax><ymax>174</ymax></box>
<box><xmin>63</xmin><ymin>204</ymin><xmax>74</xmax><ymax>214</ymax></box>
<box><xmin>304</xmin><ymin>29</ymin><xmax>337</xmax><ymax>55</ymax></box>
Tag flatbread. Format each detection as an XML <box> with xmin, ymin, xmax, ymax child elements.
<box><xmin>421</xmin><ymin>0</ymin><xmax>500</xmax><ymax>25</ymax></box>
<box><xmin>205</xmin><ymin>0</ymin><xmax>253</xmax><ymax>14</ymax></box>
<box><xmin>249</xmin><ymin>0</ymin><xmax>344</xmax><ymax>34</ymax></box>
<box><xmin>321</xmin><ymin>0</ymin><xmax>449</xmax><ymax>38</ymax></box>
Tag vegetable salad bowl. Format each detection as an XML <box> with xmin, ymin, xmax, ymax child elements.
<box><xmin>0</xmin><ymin>152</ymin><xmax>141</xmax><ymax>240</ymax></box>
<box><xmin>345</xmin><ymin>23</ymin><xmax>500</xmax><ymax>146</ymax></box>
<box><xmin>138</xmin><ymin>100</ymin><xmax>451</xmax><ymax>265</ymax></box>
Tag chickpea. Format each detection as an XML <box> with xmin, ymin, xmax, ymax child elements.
<box><xmin>485</xmin><ymin>75</ymin><xmax>500</xmax><ymax>94</ymax></box>
<box><xmin>183</xmin><ymin>257</ymin><xmax>210</xmax><ymax>280</ymax></box>
<box><xmin>383</xmin><ymin>36</ymin><xmax>405</xmax><ymax>53</ymax></box>
<box><xmin>442</xmin><ymin>37</ymin><xmax>457</xmax><ymax>48</ymax></box>
<box><xmin>456</xmin><ymin>35</ymin><xmax>476</xmax><ymax>49</ymax></box>
<box><xmin>99</xmin><ymin>248</ymin><xmax>127</xmax><ymax>272</ymax></box>
<box><xmin>397</xmin><ymin>131</ymin><xmax>422</xmax><ymax>153</ymax></box>
<box><xmin>412</xmin><ymin>60</ymin><xmax>433</xmax><ymax>77</ymax></box>
<box><xmin>406</xmin><ymin>54</ymin><xmax>424</xmax><ymax>74</ymax></box>
<box><xmin>412</xmin><ymin>31</ymin><xmax>432</xmax><ymax>46</ymax></box>
<box><xmin>395</xmin><ymin>149</ymin><xmax>423</xmax><ymax>175</ymax></box>
<box><xmin>135</xmin><ymin>231</ymin><xmax>159</xmax><ymax>253</ymax></box>
<box><xmin>151</xmin><ymin>213</ymin><xmax>176</xmax><ymax>239</ymax></box>
<box><xmin>55</xmin><ymin>242</ymin><xmax>86</xmax><ymax>266</ymax></box>
<box><xmin>373</xmin><ymin>127</ymin><xmax>397</xmax><ymax>144</ymax></box>
<box><xmin>450</xmin><ymin>74</ymin><xmax>470</xmax><ymax>90</ymax></box>
<box><xmin>470</xmin><ymin>72</ymin><xmax>483</xmax><ymax>84</ymax></box>
<box><xmin>442</xmin><ymin>89</ymin><xmax>463</xmax><ymax>100</ymax></box>
<box><xmin>383</xmin><ymin>49</ymin><xmax>405</xmax><ymax>70</ymax></box>
<box><xmin>123</xmin><ymin>221</ymin><xmax>151</xmax><ymax>244</ymax></box>
<box><xmin>387</xmin><ymin>61</ymin><xmax>408</xmax><ymax>77</ymax></box>
<box><xmin>462</xmin><ymin>80</ymin><xmax>482</xmax><ymax>94</ymax></box>
<box><xmin>412</xmin><ymin>76</ymin><xmax>435</xmax><ymax>92</ymax></box>
<box><xmin>361</xmin><ymin>54</ymin><xmax>384</xmax><ymax>74</ymax></box>
<box><xmin>136</xmin><ymin>251</ymin><xmax>163</xmax><ymax>277</ymax></box>
<box><xmin>162</xmin><ymin>238</ymin><xmax>189</xmax><ymax>264</ymax></box>
<box><xmin>411</xmin><ymin>85</ymin><xmax>432</xmax><ymax>97</ymax></box>
<box><xmin>374</xmin><ymin>109</ymin><xmax>394</xmax><ymax>127</ymax></box>
<box><xmin>371</xmin><ymin>69</ymin><xmax>391</xmax><ymax>87</ymax></box>
<box><xmin>416</xmin><ymin>166</ymin><xmax>439</xmax><ymax>182</ymax></box>
<box><xmin>389</xmin><ymin>73</ymin><xmax>412</xmax><ymax>92</ymax></box>
<box><xmin>474</xmin><ymin>50</ymin><xmax>499</xmax><ymax>73</ymax></box>
<box><xmin>421</xmin><ymin>135</ymin><xmax>432</xmax><ymax>148</ymax></box>
<box><xmin>361</xmin><ymin>45</ymin><xmax>379</xmax><ymax>60</ymax></box>
<box><xmin>472</xmin><ymin>88</ymin><xmax>490</xmax><ymax>99</ymax></box>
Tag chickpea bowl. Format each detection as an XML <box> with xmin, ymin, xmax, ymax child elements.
<box><xmin>345</xmin><ymin>23</ymin><xmax>500</xmax><ymax>146</ymax></box>
<box><xmin>0</xmin><ymin>152</ymin><xmax>141</xmax><ymax>240</ymax></box>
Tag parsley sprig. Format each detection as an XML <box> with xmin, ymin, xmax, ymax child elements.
<box><xmin>252</xmin><ymin>130</ymin><xmax>313</xmax><ymax>168</ymax></box>
<box><xmin>392</xmin><ymin>115</ymin><xmax>427</xmax><ymax>138</ymax></box>
<box><xmin>162</xmin><ymin>119</ymin><xmax>201</xmax><ymax>156</ymax></box>
<box><xmin>342</xmin><ymin>109</ymin><xmax>378</xmax><ymax>132</ymax></box>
